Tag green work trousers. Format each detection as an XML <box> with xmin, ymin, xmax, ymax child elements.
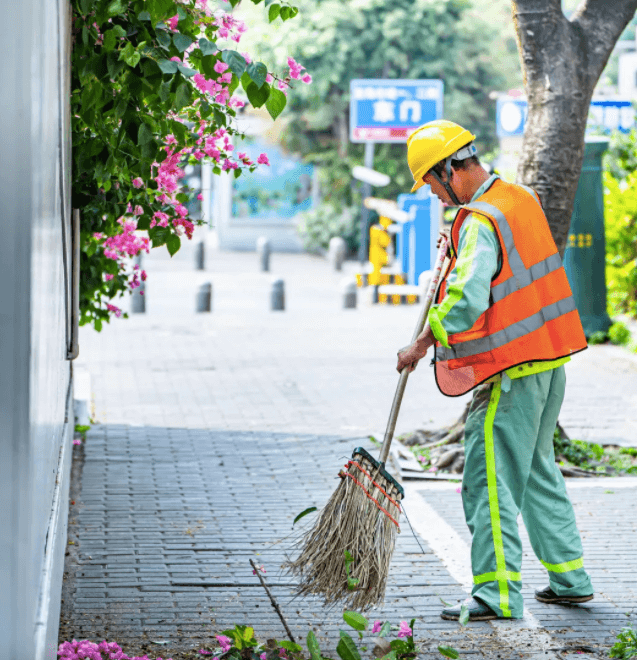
<box><xmin>462</xmin><ymin>366</ymin><xmax>593</xmax><ymax>618</ymax></box>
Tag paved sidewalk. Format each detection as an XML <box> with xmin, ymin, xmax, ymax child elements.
<box><xmin>60</xmin><ymin>241</ymin><xmax>637</xmax><ymax>659</ymax></box>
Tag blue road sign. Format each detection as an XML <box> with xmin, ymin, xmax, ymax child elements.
<box><xmin>497</xmin><ymin>96</ymin><xmax>635</xmax><ymax>137</ymax></box>
<box><xmin>350</xmin><ymin>79</ymin><xmax>443</xmax><ymax>143</ymax></box>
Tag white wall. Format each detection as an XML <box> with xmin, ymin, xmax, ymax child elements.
<box><xmin>619</xmin><ymin>51</ymin><xmax>637</xmax><ymax>100</ymax></box>
<box><xmin>0</xmin><ymin>1</ymin><xmax>73</xmax><ymax>658</ymax></box>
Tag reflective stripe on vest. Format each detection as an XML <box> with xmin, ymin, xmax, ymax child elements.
<box><xmin>435</xmin><ymin>294</ymin><xmax>577</xmax><ymax>362</ymax></box>
<box><xmin>462</xmin><ymin>201</ymin><xmax>563</xmax><ymax>304</ymax></box>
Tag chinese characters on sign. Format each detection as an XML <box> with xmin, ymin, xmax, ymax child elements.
<box><xmin>350</xmin><ymin>79</ymin><xmax>444</xmax><ymax>143</ymax></box>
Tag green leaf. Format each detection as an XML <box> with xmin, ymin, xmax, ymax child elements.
<box><xmin>234</xmin><ymin>168</ymin><xmax>242</xmax><ymax>179</ymax></box>
<box><xmin>379</xmin><ymin>622</ymin><xmax>391</xmax><ymax>638</ymax></box>
<box><xmin>119</xmin><ymin>42</ymin><xmax>141</xmax><ymax>68</ymax></box>
<box><xmin>437</xmin><ymin>646</ymin><xmax>460</xmax><ymax>660</ymax></box>
<box><xmin>102</xmin><ymin>29</ymin><xmax>118</xmax><ymax>51</ymax></box>
<box><xmin>106</xmin><ymin>0</ymin><xmax>125</xmax><ymax>16</ymax></box>
<box><xmin>379</xmin><ymin>653</ymin><xmax>396</xmax><ymax>660</ymax></box>
<box><xmin>293</xmin><ymin>506</ymin><xmax>317</xmax><ymax>526</ymax></box>
<box><xmin>166</xmin><ymin>233</ymin><xmax>181</xmax><ymax>256</ymax></box>
<box><xmin>138</xmin><ymin>123</ymin><xmax>154</xmax><ymax>145</ymax></box>
<box><xmin>388</xmin><ymin>640</ymin><xmax>409</xmax><ymax>655</ymax></box>
<box><xmin>198</xmin><ymin>38</ymin><xmax>218</xmax><ymax>55</ymax></box>
<box><xmin>222</xmin><ymin>50</ymin><xmax>247</xmax><ymax>77</ymax></box>
<box><xmin>157</xmin><ymin>58</ymin><xmax>178</xmax><ymax>75</ymax></box>
<box><xmin>174</xmin><ymin>82</ymin><xmax>192</xmax><ymax>111</ymax></box>
<box><xmin>265</xmin><ymin>87</ymin><xmax>286</xmax><ymax>120</ymax></box>
<box><xmin>336</xmin><ymin>632</ymin><xmax>362</xmax><ymax>660</ymax></box>
<box><xmin>307</xmin><ymin>631</ymin><xmax>322</xmax><ymax>660</ymax></box>
<box><xmin>247</xmin><ymin>62</ymin><xmax>268</xmax><ymax>89</ymax></box>
<box><xmin>343</xmin><ymin>611</ymin><xmax>368</xmax><ymax>632</ymax></box>
<box><xmin>137</xmin><ymin>216</ymin><xmax>151</xmax><ymax>231</ymax></box>
<box><xmin>228</xmin><ymin>0</ymin><xmax>241</xmax><ymax>6</ymax></box>
<box><xmin>278</xmin><ymin>641</ymin><xmax>303</xmax><ymax>654</ymax></box>
<box><xmin>242</xmin><ymin>626</ymin><xmax>255</xmax><ymax>642</ymax></box>
<box><xmin>246</xmin><ymin>81</ymin><xmax>270</xmax><ymax>109</ymax></box>
<box><xmin>213</xmin><ymin>108</ymin><xmax>227</xmax><ymax>127</ymax></box>
<box><xmin>240</xmin><ymin>71</ymin><xmax>252</xmax><ymax>91</ymax></box>
<box><xmin>280</xmin><ymin>6</ymin><xmax>290</xmax><ymax>20</ymax></box>
<box><xmin>268</xmin><ymin>3</ymin><xmax>280</xmax><ymax>21</ymax></box>
<box><xmin>158</xmin><ymin>79</ymin><xmax>172</xmax><ymax>102</ymax></box>
<box><xmin>156</xmin><ymin>29</ymin><xmax>172</xmax><ymax>50</ymax></box>
<box><xmin>177</xmin><ymin>64</ymin><xmax>197</xmax><ymax>78</ymax></box>
<box><xmin>344</xmin><ymin>550</ymin><xmax>354</xmax><ymax>562</ymax></box>
<box><xmin>173</xmin><ymin>32</ymin><xmax>193</xmax><ymax>53</ymax></box>
<box><xmin>138</xmin><ymin>10</ymin><xmax>151</xmax><ymax>20</ymax></box>
<box><xmin>459</xmin><ymin>602</ymin><xmax>469</xmax><ymax>627</ymax></box>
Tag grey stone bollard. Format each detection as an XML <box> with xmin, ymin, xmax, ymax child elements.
<box><xmin>195</xmin><ymin>240</ymin><xmax>206</xmax><ymax>270</ymax></box>
<box><xmin>341</xmin><ymin>277</ymin><xmax>357</xmax><ymax>309</ymax></box>
<box><xmin>196</xmin><ymin>282</ymin><xmax>213</xmax><ymax>312</ymax></box>
<box><xmin>256</xmin><ymin>236</ymin><xmax>271</xmax><ymax>272</ymax></box>
<box><xmin>271</xmin><ymin>278</ymin><xmax>285</xmax><ymax>311</ymax></box>
<box><xmin>328</xmin><ymin>236</ymin><xmax>346</xmax><ymax>271</ymax></box>
<box><xmin>132</xmin><ymin>281</ymin><xmax>146</xmax><ymax>313</ymax></box>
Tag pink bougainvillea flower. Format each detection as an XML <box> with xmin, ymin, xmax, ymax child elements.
<box><xmin>252</xmin><ymin>564</ymin><xmax>266</xmax><ymax>575</ymax></box>
<box><xmin>278</xmin><ymin>649</ymin><xmax>288</xmax><ymax>659</ymax></box>
<box><xmin>165</xmin><ymin>134</ymin><xmax>177</xmax><ymax>145</ymax></box>
<box><xmin>301</xmin><ymin>73</ymin><xmax>312</xmax><ymax>84</ymax></box>
<box><xmin>170</xmin><ymin>56</ymin><xmax>182</xmax><ymax>63</ymax></box>
<box><xmin>257</xmin><ymin>153</ymin><xmax>270</xmax><ymax>165</ymax></box>
<box><xmin>105</xmin><ymin>273</ymin><xmax>114</xmax><ymax>281</ymax></box>
<box><xmin>428</xmin><ymin>466</ymin><xmax>438</xmax><ymax>473</ymax></box>
<box><xmin>371</xmin><ymin>620</ymin><xmax>382</xmax><ymax>634</ymax></box>
<box><xmin>397</xmin><ymin>621</ymin><xmax>412</xmax><ymax>638</ymax></box>
<box><xmin>456</xmin><ymin>486</ymin><xmax>462</xmax><ymax>493</ymax></box>
<box><xmin>216</xmin><ymin>635</ymin><xmax>232</xmax><ymax>652</ymax></box>
<box><xmin>199</xmin><ymin>651</ymin><xmax>212</xmax><ymax>656</ymax></box>
<box><xmin>131</xmin><ymin>177</ymin><xmax>144</xmax><ymax>188</ymax></box>
<box><xmin>134</xmin><ymin>205</ymin><xmax>143</xmax><ymax>216</ymax></box>
<box><xmin>260</xmin><ymin>654</ymin><xmax>267</xmax><ymax>660</ymax></box>
<box><xmin>266</xmin><ymin>73</ymin><xmax>274</xmax><ymax>84</ymax></box>
<box><xmin>214</xmin><ymin>60</ymin><xmax>229</xmax><ymax>74</ymax></box>
<box><xmin>197</xmin><ymin>193</ymin><xmax>204</xmax><ymax>200</ymax></box>
<box><xmin>73</xmin><ymin>438</ymin><xmax>82</xmax><ymax>446</ymax></box>
<box><xmin>167</xmin><ymin>13</ymin><xmax>179</xmax><ymax>30</ymax></box>
<box><xmin>241</xmin><ymin>52</ymin><xmax>252</xmax><ymax>64</ymax></box>
<box><xmin>106</xmin><ymin>303</ymin><xmax>122</xmax><ymax>318</ymax></box>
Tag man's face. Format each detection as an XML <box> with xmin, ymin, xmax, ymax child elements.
<box><xmin>423</xmin><ymin>170</ymin><xmax>455</xmax><ymax>205</ymax></box>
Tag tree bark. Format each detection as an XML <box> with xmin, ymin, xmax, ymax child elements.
<box><xmin>513</xmin><ymin>0</ymin><xmax>637</xmax><ymax>256</ymax></box>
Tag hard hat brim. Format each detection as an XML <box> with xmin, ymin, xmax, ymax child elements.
<box><xmin>410</xmin><ymin>178</ymin><xmax>426</xmax><ymax>194</ymax></box>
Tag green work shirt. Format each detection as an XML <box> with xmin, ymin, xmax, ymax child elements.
<box><xmin>428</xmin><ymin>174</ymin><xmax>569</xmax><ymax>385</ymax></box>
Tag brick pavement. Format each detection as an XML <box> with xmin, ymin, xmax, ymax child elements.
<box><xmin>60</xmin><ymin>241</ymin><xmax>637</xmax><ymax>659</ymax></box>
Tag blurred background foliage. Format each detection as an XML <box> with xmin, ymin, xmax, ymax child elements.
<box><xmin>603</xmin><ymin>130</ymin><xmax>637</xmax><ymax>321</ymax></box>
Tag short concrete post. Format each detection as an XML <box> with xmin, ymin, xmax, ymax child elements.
<box><xmin>328</xmin><ymin>236</ymin><xmax>346</xmax><ymax>271</ymax></box>
<box><xmin>341</xmin><ymin>277</ymin><xmax>357</xmax><ymax>309</ymax></box>
<box><xmin>195</xmin><ymin>240</ymin><xmax>206</xmax><ymax>270</ymax></box>
<box><xmin>256</xmin><ymin>236</ymin><xmax>271</xmax><ymax>272</ymax></box>
<box><xmin>132</xmin><ymin>253</ymin><xmax>146</xmax><ymax>313</ymax></box>
<box><xmin>271</xmin><ymin>278</ymin><xmax>285</xmax><ymax>311</ymax></box>
<box><xmin>196</xmin><ymin>282</ymin><xmax>212</xmax><ymax>312</ymax></box>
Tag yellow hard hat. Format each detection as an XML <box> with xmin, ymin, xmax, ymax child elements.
<box><xmin>407</xmin><ymin>120</ymin><xmax>476</xmax><ymax>193</ymax></box>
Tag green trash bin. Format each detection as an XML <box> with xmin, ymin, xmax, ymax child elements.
<box><xmin>563</xmin><ymin>137</ymin><xmax>612</xmax><ymax>337</ymax></box>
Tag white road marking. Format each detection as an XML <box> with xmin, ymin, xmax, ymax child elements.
<box><xmin>403</xmin><ymin>482</ymin><xmax>561</xmax><ymax>659</ymax></box>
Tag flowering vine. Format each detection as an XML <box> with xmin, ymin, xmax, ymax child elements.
<box><xmin>72</xmin><ymin>0</ymin><xmax>310</xmax><ymax>330</ymax></box>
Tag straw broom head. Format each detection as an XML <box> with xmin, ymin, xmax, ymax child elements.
<box><xmin>284</xmin><ymin>448</ymin><xmax>403</xmax><ymax>611</ymax></box>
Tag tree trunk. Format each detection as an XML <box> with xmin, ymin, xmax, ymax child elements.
<box><xmin>513</xmin><ymin>0</ymin><xmax>637</xmax><ymax>255</ymax></box>
<box><xmin>407</xmin><ymin>0</ymin><xmax>637</xmax><ymax>452</ymax></box>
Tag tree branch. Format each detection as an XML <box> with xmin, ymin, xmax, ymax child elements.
<box><xmin>570</xmin><ymin>0</ymin><xmax>637</xmax><ymax>82</ymax></box>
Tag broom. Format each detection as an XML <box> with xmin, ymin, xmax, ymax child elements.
<box><xmin>285</xmin><ymin>235</ymin><xmax>450</xmax><ymax>611</ymax></box>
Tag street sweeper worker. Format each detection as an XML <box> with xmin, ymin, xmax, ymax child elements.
<box><xmin>396</xmin><ymin>119</ymin><xmax>594</xmax><ymax>622</ymax></box>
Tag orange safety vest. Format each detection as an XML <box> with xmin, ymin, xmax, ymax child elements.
<box><xmin>434</xmin><ymin>178</ymin><xmax>587</xmax><ymax>397</ymax></box>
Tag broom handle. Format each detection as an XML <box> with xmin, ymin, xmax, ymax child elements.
<box><xmin>378</xmin><ymin>235</ymin><xmax>450</xmax><ymax>465</ymax></box>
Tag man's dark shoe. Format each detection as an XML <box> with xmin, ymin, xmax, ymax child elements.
<box><xmin>534</xmin><ymin>586</ymin><xmax>593</xmax><ymax>604</ymax></box>
<box><xmin>440</xmin><ymin>597</ymin><xmax>501</xmax><ymax>621</ymax></box>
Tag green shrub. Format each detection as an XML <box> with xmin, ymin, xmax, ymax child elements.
<box><xmin>609</xmin><ymin>625</ymin><xmax>637</xmax><ymax>659</ymax></box>
<box><xmin>296</xmin><ymin>202</ymin><xmax>361</xmax><ymax>254</ymax></box>
<box><xmin>609</xmin><ymin>321</ymin><xmax>632</xmax><ymax>346</ymax></box>
<box><xmin>603</xmin><ymin>171</ymin><xmax>637</xmax><ymax>319</ymax></box>
<box><xmin>588</xmin><ymin>330</ymin><xmax>608</xmax><ymax>345</ymax></box>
